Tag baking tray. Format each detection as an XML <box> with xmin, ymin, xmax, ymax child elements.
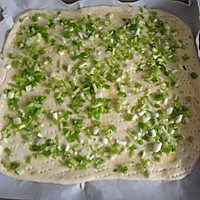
<box><xmin>0</xmin><ymin>0</ymin><xmax>199</xmax><ymax>199</ymax></box>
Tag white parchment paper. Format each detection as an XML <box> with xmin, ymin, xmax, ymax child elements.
<box><xmin>0</xmin><ymin>0</ymin><xmax>200</xmax><ymax>199</ymax></box>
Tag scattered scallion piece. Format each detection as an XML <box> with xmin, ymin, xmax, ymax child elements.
<box><xmin>190</xmin><ymin>72</ymin><xmax>198</xmax><ymax>79</ymax></box>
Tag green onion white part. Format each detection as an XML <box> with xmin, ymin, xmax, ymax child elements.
<box><xmin>153</xmin><ymin>142</ymin><xmax>162</xmax><ymax>153</ymax></box>
<box><xmin>5</xmin><ymin>65</ymin><xmax>11</xmax><ymax>70</ymax></box>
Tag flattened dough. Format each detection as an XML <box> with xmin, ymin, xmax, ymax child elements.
<box><xmin>0</xmin><ymin>6</ymin><xmax>200</xmax><ymax>184</ymax></box>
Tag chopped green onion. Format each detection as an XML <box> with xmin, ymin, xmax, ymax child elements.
<box><xmin>121</xmin><ymin>164</ymin><xmax>128</xmax><ymax>174</ymax></box>
<box><xmin>5</xmin><ymin>147</ymin><xmax>12</xmax><ymax>156</ymax></box>
<box><xmin>15</xmin><ymin>164</ymin><xmax>25</xmax><ymax>175</ymax></box>
<box><xmin>182</xmin><ymin>54</ymin><xmax>190</xmax><ymax>60</ymax></box>
<box><xmin>190</xmin><ymin>72</ymin><xmax>198</xmax><ymax>79</ymax></box>
<box><xmin>155</xmin><ymin>93</ymin><xmax>166</xmax><ymax>101</ymax></box>
<box><xmin>189</xmin><ymin>136</ymin><xmax>193</xmax><ymax>143</ymax></box>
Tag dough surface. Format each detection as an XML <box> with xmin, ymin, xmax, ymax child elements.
<box><xmin>0</xmin><ymin>6</ymin><xmax>200</xmax><ymax>184</ymax></box>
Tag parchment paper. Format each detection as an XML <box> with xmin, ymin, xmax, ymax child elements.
<box><xmin>0</xmin><ymin>0</ymin><xmax>200</xmax><ymax>199</ymax></box>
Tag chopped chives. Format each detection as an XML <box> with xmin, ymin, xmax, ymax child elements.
<box><xmin>190</xmin><ymin>72</ymin><xmax>198</xmax><ymax>79</ymax></box>
<box><xmin>155</xmin><ymin>93</ymin><xmax>166</xmax><ymax>101</ymax></box>
<box><xmin>189</xmin><ymin>136</ymin><xmax>193</xmax><ymax>143</ymax></box>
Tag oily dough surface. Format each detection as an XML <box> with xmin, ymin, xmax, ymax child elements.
<box><xmin>0</xmin><ymin>6</ymin><xmax>200</xmax><ymax>185</ymax></box>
